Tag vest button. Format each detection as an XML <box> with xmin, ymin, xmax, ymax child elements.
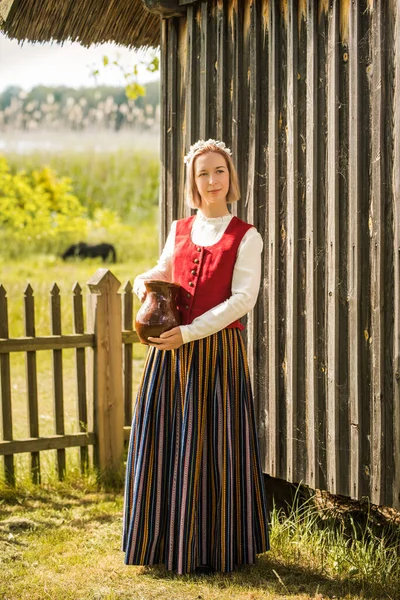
<box><xmin>197</xmin><ymin>247</ymin><xmax>201</xmax><ymax>252</ymax></box>
<box><xmin>189</xmin><ymin>282</ymin><xmax>194</xmax><ymax>287</ymax></box>
<box><xmin>185</xmin><ymin>305</ymin><xmax>189</xmax><ymax>309</ymax></box>
<box><xmin>186</xmin><ymin>292</ymin><xmax>191</xmax><ymax>298</ymax></box>
<box><xmin>193</xmin><ymin>258</ymin><xmax>199</xmax><ymax>264</ymax></box>
<box><xmin>190</xmin><ymin>269</ymin><xmax>197</xmax><ymax>275</ymax></box>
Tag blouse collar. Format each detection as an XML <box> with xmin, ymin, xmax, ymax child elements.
<box><xmin>196</xmin><ymin>209</ymin><xmax>232</xmax><ymax>224</ymax></box>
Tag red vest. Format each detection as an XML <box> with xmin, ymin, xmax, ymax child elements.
<box><xmin>172</xmin><ymin>215</ymin><xmax>253</xmax><ymax>328</ymax></box>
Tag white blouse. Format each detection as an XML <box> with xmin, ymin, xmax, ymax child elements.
<box><xmin>134</xmin><ymin>210</ymin><xmax>263</xmax><ymax>344</ymax></box>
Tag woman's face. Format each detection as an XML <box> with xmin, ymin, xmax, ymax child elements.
<box><xmin>194</xmin><ymin>151</ymin><xmax>230</xmax><ymax>208</ymax></box>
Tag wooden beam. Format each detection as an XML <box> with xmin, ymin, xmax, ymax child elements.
<box><xmin>142</xmin><ymin>0</ymin><xmax>185</xmax><ymax>17</ymax></box>
<box><xmin>0</xmin><ymin>433</ymin><xmax>95</xmax><ymax>456</ymax></box>
<box><xmin>0</xmin><ymin>334</ymin><xmax>94</xmax><ymax>353</ymax></box>
<box><xmin>87</xmin><ymin>269</ymin><xmax>124</xmax><ymax>482</ymax></box>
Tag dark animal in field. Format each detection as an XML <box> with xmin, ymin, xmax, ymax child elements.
<box><xmin>62</xmin><ymin>242</ymin><xmax>117</xmax><ymax>263</ymax></box>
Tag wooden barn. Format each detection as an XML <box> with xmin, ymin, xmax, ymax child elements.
<box><xmin>1</xmin><ymin>0</ymin><xmax>400</xmax><ymax>509</ymax></box>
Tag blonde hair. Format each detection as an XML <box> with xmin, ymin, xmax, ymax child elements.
<box><xmin>185</xmin><ymin>141</ymin><xmax>241</xmax><ymax>209</ymax></box>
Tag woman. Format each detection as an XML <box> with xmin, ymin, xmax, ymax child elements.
<box><xmin>122</xmin><ymin>139</ymin><xmax>269</xmax><ymax>575</ymax></box>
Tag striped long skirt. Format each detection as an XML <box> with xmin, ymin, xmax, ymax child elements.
<box><xmin>122</xmin><ymin>328</ymin><xmax>269</xmax><ymax>574</ymax></box>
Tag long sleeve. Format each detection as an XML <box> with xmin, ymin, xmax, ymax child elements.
<box><xmin>133</xmin><ymin>221</ymin><xmax>177</xmax><ymax>300</ymax></box>
<box><xmin>179</xmin><ymin>227</ymin><xmax>263</xmax><ymax>343</ymax></box>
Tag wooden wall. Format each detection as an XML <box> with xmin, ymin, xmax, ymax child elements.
<box><xmin>159</xmin><ymin>0</ymin><xmax>400</xmax><ymax>509</ymax></box>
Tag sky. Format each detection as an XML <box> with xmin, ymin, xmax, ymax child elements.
<box><xmin>0</xmin><ymin>32</ymin><xmax>160</xmax><ymax>92</ymax></box>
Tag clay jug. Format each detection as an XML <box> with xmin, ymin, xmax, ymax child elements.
<box><xmin>135</xmin><ymin>280</ymin><xmax>181</xmax><ymax>345</ymax></box>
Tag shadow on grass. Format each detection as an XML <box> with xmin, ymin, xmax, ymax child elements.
<box><xmin>0</xmin><ymin>484</ymin><xmax>120</xmax><ymax>531</ymax></box>
<box><xmin>0</xmin><ymin>482</ymin><xmax>396</xmax><ymax>599</ymax></box>
<box><xmin>140</xmin><ymin>556</ymin><xmax>385</xmax><ymax>599</ymax></box>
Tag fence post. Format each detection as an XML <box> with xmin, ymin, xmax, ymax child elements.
<box><xmin>87</xmin><ymin>269</ymin><xmax>124</xmax><ymax>485</ymax></box>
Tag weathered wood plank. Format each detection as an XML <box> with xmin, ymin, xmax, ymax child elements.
<box><xmin>393</xmin><ymin>0</ymin><xmax>400</xmax><ymax>511</ymax></box>
<box><xmin>295</xmin><ymin>0</ymin><xmax>308</xmax><ymax>484</ymax></box>
<box><xmin>122</xmin><ymin>281</ymin><xmax>133</xmax><ymax>427</ymax></box>
<box><xmin>87</xmin><ymin>269</ymin><xmax>124</xmax><ymax>482</ymax></box>
<box><xmin>255</xmin><ymin>0</ymin><xmax>269</xmax><ymax>473</ymax></box>
<box><xmin>242</xmin><ymin>0</ymin><xmax>258</xmax><ymax>393</ymax></box>
<box><xmin>237</xmin><ymin>0</ymin><xmax>251</xmax><ymax>222</ymax></box>
<box><xmin>325</xmin><ymin>0</ymin><xmax>340</xmax><ymax>495</ymax></box>
<box><xmin>266</xmin><ymin>0</ymin><xmax>279</xmax><ymax>477</ymax></box>
<box><xmin>177</xmin><ymin>18</ymin><xmax>188</xmax><ymax>218</ymax></box>
<box><xmin>228</xmin><ymin>0</ymin><xmax>242</xmax><ymax>205</ymax></box>
<box><xmin>314</xmin><ymin>0</ymin><xmax>329</xmax><ymax>492</ymax></box>
<box><xmin>305</xmin><ymin>0</ymin><xmax>319</xmax><ymax>490</ymax></box>
<box><xmin>160</xmin><ymin>18</ymin><xmax>169</xmax><ymax>243</ymax></box>
<box><xmin>357</xmin><ymin>0</ymin><xmax>372</xmax><ymax>502</ymax></box>
<box><xmin>73</xmin><ymin>282</ymin><xmax>88</xmax><ymax>472</ymax></box>
<box><xmin>215</xmin><ymin>0</ymin><xmax>226</xmax><ymax>141</ymax></box>
<box><xmin>223</xmin><ymin>0</ymin><xmax>235</xmax><ymax>218</ymax></box>
<box><xmin>337</xmin><ymin>0</ymin><xmax>350</xmax><ymax>497</ymax></box>
<box><xmin>24</xmin><ymin>284</ymin><xmax>40</xmax><ymax>483</ymax></box>
<box><xmin>277</xmin><ymin>0</ymin><xmax>288</xmax><ymax>481</ymax></box>
<box><xmin>383</xmin><ymin>0</ymin><xmax>397</xmax><ymax>508</ymax></box>
<box><xmin>286</xmin><ymin>0</ymin><xmax>299</xmax><ymax>483</ymax></box>
<box><xmin>347</xmin><ymin>0</ymin><xmax>362</xmax><ymax>501</ymax></box>
<box><xmin>183</xmin><ymin>5</ymin><xmax>199</xmax><ymax>164</ymax></box>
<box><xmin>169</xmin><ymin>19</ymin><xmax>180</xmax><ymax>224</ymax></box>
<box><xmin>0</xmin><ymin>333</ymin><xmax>137</xmax><ymax>353</ymax></box>
<box><xmin>0</xmin><ymin>284</ymin><xmax>14</xmax><ymax>485</ymax></box>
<box><xmin>0</xmin><ymin>334</ymin><xmax>94</xmax><ymax>353</ymax></box>
<box><xmin>207</xmin><ymin>1</ymin><xmax>218</xmax><ymax>140</ymax></box>
<box><xmin>161</xmin><ymin>17</ymin><xmax>181</xmax><ymax>233</ymax></box>
<box><xmin>369</xmin><ymin>0</ymin><xmax>385</xmax><ymax>506</ymax></box>
<box><xmin>199</xmin><ymin>0</ymin><xmax>209</xmax><ymax>138</ymax></box>
<box><xmin>51</xmin><ymin>283</ymin><xmax>66</xmax><ymax>480</ymax></box>
<box><xmin>122</xmin><ymin>331</ymin><xmax>140</xmax><ymax>344</ymax></box>
<box><xmin>0</xmin><ymin>433</ymin><xmax>95</xmax><ymax>456</ymax></box>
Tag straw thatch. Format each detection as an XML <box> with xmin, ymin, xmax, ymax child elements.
<box><xmin>1</xmin><ymin>0</ymin><xmax>161</xmax><ymax>48</ymax></box>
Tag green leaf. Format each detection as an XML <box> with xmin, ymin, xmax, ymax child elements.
<box><xmin>125</xmin><ymin>83</ymin><xmax>146</xmax><ymax>100</ymax></box>
<box><xmin>147</xmin><ymin>56</ymin><xmax>160</xmax><ymax>73</ymax></box>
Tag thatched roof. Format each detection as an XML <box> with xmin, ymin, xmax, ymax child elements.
<box><xmin>0</xmin><ymin>0</ymin><xmax>163</xmax><ymax>48</ymax></box>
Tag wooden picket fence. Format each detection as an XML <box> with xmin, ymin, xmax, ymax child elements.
<box><xmin>0</xmin><ymin>268</ymin><xmax>139</xmax><ymax>486</ymax></box>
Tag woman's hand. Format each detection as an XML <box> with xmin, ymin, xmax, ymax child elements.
<box><xmin>148</xmin><ymin>327</ymin><xmax>183</xmax><ymax>350</ymax></box>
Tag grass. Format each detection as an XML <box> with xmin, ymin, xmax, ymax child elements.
<box><xmin>0</xmin><ymin>476</ymin><xmax>399</xmax><ymax>600</ymax></box>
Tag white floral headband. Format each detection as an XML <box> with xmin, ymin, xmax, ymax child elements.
<box><xmin>183</xmin><ymin>139</ymin><xmax>232</xmax><ymax>165</ymax></box>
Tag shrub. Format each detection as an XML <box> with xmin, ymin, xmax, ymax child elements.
<box><xmin>0</xmin><ymin>155</ymin><xmax>87</xmax><ymax>258</ymax></box>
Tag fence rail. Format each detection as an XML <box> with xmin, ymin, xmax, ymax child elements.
<box><xmin>0</xmin><ymin>269</ymin><xmax>140</xmax><ymax>486</ymax></box>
